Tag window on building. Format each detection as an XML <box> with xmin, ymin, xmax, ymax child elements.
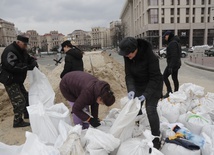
<box><xmin>177</xmin><ymin>8</ymin><xmax>180</xmax><ymax>15</ymax></box>
<box><xmin>162</xmin><ymin>17</ymin><xmax>164</xmax><ymax>23</ymax></box>
<box><xmin>201</xmin><ymin>17</ymin><xmax>204</xmax><ymax>22</ymax></box>
<box><xmin>208</xmin><ymin>17</ymin><xmax>210</xmax><ymax>22</ymax></box>
<box><xmin>149</xmin><ymin>9</ymin><xmax>158</xmax><ymax>24</ymax></box>
<box><xmin>161</xmin><ymin>8</ymin><xmax>164</xmax><ymax>15</ymax></box>
<box><xmin>178</xmin><ymin>0</ymin><xmax>180</xmax><ymax>5</ymax></box>
<box><xmin>201</xmin><ymin>8</ymin><xmax>205</xmax><ymax>14</ymax></box>
<box><xmin>208</xmin><ymin>0</ymin><xmax>211</xmax><ymax>4</ymax></box>
<box><xmin>186</xmin><ymin>8</ymin><xmax>189</xmax><ymax>15</ymax></box>
<box><xmin>202</xmin><ymin>0</ymin><xmax>204</xmax><ymax>5</ymax></box>
<box><xmin>171</xmin><ymin>0</ymin><xmax>174</xmax><ymax>5</ymax></box>
<box><xmin>192</xmin><ymin>17</ymin><xmax>195</xmax><ymax>23</ymax></box>
<box><xmin>186</xmin><ymin>17</ymin><xmax>189</xmax><ymax>23</ymax></box>
<box><xmin>171</xmin><ymin>8</ymin><xmax>174</xmax><ymax>15</ymax></box>
<box><xmin>193</xmin><ymin>8</ymin><xmax>195</xmax><ymax>15</ymax></box>
<box><xmin>161</xmin><ymin>0</ymin><xmax>164</xmax><ymax>5</ymax></box>
<box><xmin>193</xmin><ymin>0</ymin><xmax>195</xmax><ymax>5</ymax></box>
<box><xmin>177</xmin><ymin>17</ymin><xmax>180</xmax><ymax>23</ymax></box>
<box><xmin>186</xmin><ymin>0</ymin><xmax>189</xmax><ymax>5</ymax></box>
<box><xmin>171</xmin><ymin>17</ymin><xmax>174</xmax><ymax>23</ymax></box>
<box><xmin>148</xmin><ymin>0</ymin><xmax>158</xmax><ymax>5</ymax></box>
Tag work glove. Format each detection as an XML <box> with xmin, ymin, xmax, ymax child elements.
<box><xmin>168</xmin><ymin>67</ymin><xmax>172</xmax><ymax>74</ymax></box>
<box><xmin>128</xmin><ymin>91</ymin><xmax>135</xmax><ymax>100</ymax></box>
<box><xmin>138</xmin><ymin>95</ymin><xmax>145</xmax><ymax>102</ymax></box>
<box><xmin>89</xmin><ymin>117</ymin><xmax>101</xmax><ymax>128</ymax></box>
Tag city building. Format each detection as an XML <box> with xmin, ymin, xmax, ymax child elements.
<box><xmin>110</xmin><ymin>21</ymin><xmax>124</xmax><ymax>48</ymax></box>
<box><xmin>120</xmin><ymin>0</ymin><xmax>214</xmax><ymax>49</ymax></box>
<box><xmin>91</xmin><ymin>27</ymin><xmax>110</xmax><ymax>49</ymax></box>
<box><xmin>0</xmin><ymin>18</ymin><xmax>16</xmax><ymax>47</ymax></box>
<box><xmin>67</xmin><ymin>30</ymin><xmax>91</xmax><ymax>50</ymax></box>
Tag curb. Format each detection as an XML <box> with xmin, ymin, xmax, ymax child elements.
<box><xmin>184</xmin><ymin>60</ymin><xmax>214</xmax><ymax>72</ymax></box>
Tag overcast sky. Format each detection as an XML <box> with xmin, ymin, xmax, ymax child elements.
<box><xmin>0</xmin><ymin>0</ymin><xmax>125</xmax><ymax>35</ymax></box>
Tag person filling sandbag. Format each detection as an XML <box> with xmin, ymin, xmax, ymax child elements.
<box><xmin>59</xmin><ymin>71</ymin><xmax>115</xmax><ymax>129</ymax></box>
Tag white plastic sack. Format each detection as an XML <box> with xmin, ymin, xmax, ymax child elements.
<box><xmin>84</xmin><ymin>128</ymin><xmax>120</xmax><ymax>155</ymax></box>
<box><xmin>179</xmin><ymin>83</ymin><xmax>205</xmax><ymax>98</ymax></box>
<box><xmin>161</xmin><ymin>143</ymin><xmax>201</xmax><ymax>155</ymax></box>
<box><xmin>178</xmin><ymin>112</ymin><xmax>212</xmax><ymax>135</ymax></box>
<box><xmin>158</xmin><ymin>99</ymin><xmax>182</xmax><ymax>123</ymax></box>
<box><xmin>168</xmin><ymin>91</ymin><xmax>188</xmax><ymax>103</ymax></box>
<box><xmin>21</xmin><ymin>132</ymin><xmax>60</xmax><ymax>155</ymax></box>
<box><xmin>0</xmin><ymin>142</ymin><xmax>23</xmax><ymax>155</ymax></box>
<box><xmin>28</xmin><ymin>67</ymin><xmax>55</xmax><ymax>107</ymax></box>
<box><xmin>201</xmin><ymin>125</ymin><xmax>214</xmax><ymax>155</ymax></box>
<box><xmin>117</xmin><ymin>130</ymin><xmax>163</xmax><ymax>155</ymax></box>
<box><xmin>27</xmin><ymin>103</ymin><xmax>58</xmax><ymax>144</ymax></box>
<box><xmin>46</xmin><ymin>103</ymin><xmax>71</xmax><ymax>127</ymax></box>
<box><xmin>110</xmin><ymin>97</ymin><xmax>141</xmax><ymax>142</ymax></box>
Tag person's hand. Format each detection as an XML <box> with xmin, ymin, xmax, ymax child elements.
<box><xmin>168</xmin><ymin>68</ymin><xmax>172</xmax><ymax>74</ymax></box>
<box><xmin>128</xmin><ymin>91</ymin><xmax>135</xmax><ymax>100</ymax></box>
<box><xmin>138</xmin><ymin>95</ymin><xmax>145</xmax><ymax>102</ymax></box>
<box><xmin>89</xmin><ymin>118</ymin><xmax>101</xmax><ymax>128</ymax></box>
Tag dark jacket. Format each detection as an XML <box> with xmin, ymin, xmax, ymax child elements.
<box><xmin>1</xmin><ymin>42</ymin><xmax>38</xmax><ymax>84</ymax></box>
<box><xmin>166</xmin><ymin>35</ymin><xmax>181</xmax><ymax>69</ymax></box>
<box><xmin>60</xmin><ymin>47</ymin><xmax>83</xmax><ymax>78</ymax></box>
<box><xmin>124</xmin><ymin>39</ymin><xmax>163</xmax><ymax>99</ymax></box>
<box><xmin>60</xmin><ymin>71</ymin><xmax>109</xmax><ymax>121</ymax></box>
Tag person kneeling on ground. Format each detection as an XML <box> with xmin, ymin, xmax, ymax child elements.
<box><xmin>59</xmin><ymin>71</ymin><xmax>115</xmax><ymax>129</ymax></box>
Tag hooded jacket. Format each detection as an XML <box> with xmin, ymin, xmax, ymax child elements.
<box><xmin>1</xmin><ymin>41</ymin><xmax>37</xmax><ymax>84</ymax></box>
<box><xmin>166</xmin><ymin>35</ymin><xmax>182</xmax><ymax>69</ymax></box>
<box><xmin>124</xmin><ymin>39</ymin><xmax>163</xmax><ymax>99</ymax></box>
<box><xmin>60</xmin><ymin>71</ymin><xmax>109</xmax><ymax>121</ymax></box>
<box><xmin>60</xmin><ymin>47</ymin><xmax>83</xmax><ymax>78</ymax></box>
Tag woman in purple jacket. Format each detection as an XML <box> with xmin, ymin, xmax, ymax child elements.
<box><xmin>60</xmin><ymin>71</ymin><xmax>115</xmax><ymax>129</ymax></box>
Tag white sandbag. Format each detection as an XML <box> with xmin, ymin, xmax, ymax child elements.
<box><xmin>161</xmin><ymin>143</ymin><xmax>200</xmax><ymax>155</ymax></box>
<box><xmin>117</xmin><ymin>130</ymin><xmax>163</xmax><ymax>155</ymax></box>
<box><xmin>21</xmin><ymin>132</ymin><xmax>60</xmax><ymax>155</ymax></box>
<box><xmin>178</xmin><ymin>112</ymin><xmax>212</xmax><ymax>135</ymax></box>
<box><xmin>158</xmin><ymin>99</ymin><xmax>182</xmax><ymax>123</ymax></box>
<box><xmin>201</xmin><ymin>125</ymin><xmax>214</xmax><ymax>155</ymax></box>
<box><xmin>200</xmin><ymin>92</ymin><xmax>214</xmax><ymax>110</ymax></box>
<box><xmin>179</xmin><ymin>83</ymin><xmax>205</xmax><ymax>98</ymax></box>
<box><xmin>0</xmin><ymin>142</ymin><xmax>23</xmax><ymax>155</ymax></box>
<box><xmin>110</xmin><ymin>97</ymin><xmax>141</xmax><ymax>142</ymax></box>
<box><xmin>46</xmin><ymin>103</ymin><xmax>72</xmax><ymax>127</ymax></box>
<box><xmin>84</xmin><ymin>128</ymin><xmax>120</xmax><ymax>155</ymax></box>
<box><xmin>28</xmin><ymin>67</ymin><xmax>55</xmax><ymax>107</ymax></box>
<box><xmin>168</xmin><ymin>91</ymin><xmax>188</xmax><ymax>103</ymax></box>
<box><xmin>27</xmin><ymin>104</ymin><xmax>58</xmax><ymax>144</ymax></box>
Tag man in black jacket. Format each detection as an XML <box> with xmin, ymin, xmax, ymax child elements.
<box><xmin>60</xmin><ymin>40</ymin><xmax>84</xmax><ymax>78</ymax></box>
<box><xmin>162</xmin><ymin>31</ymin><xmax>181</xmax><ymax>98</ymax></box>
<box><xmin>1</xmin><ymin>35</ymin><xmax>38</xmax><ymax>128</ymax></box>
<box><xmin>119</xmin><ymin>37</ymin><xmax>163</xmax><ymax>149</ymax></box>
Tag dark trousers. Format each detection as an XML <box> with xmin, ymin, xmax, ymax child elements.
<box><xmin>145</xmin><ymin>97</ymin><xmax>160</xmax><ymax>137</ymax></box>
<box><xmin>4</xmin><ymin>83</ymin><xmax>29</xmax><ymax>124</ymax></box>
<box><xmin>163</xmin><ymin>66</ymin><xmax>179</xmax><ymax>93</ymax></box>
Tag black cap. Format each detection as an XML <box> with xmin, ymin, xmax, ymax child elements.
<box><xmin>163</xmin><ymin>31</ymin><xmax>173</xmax><ymax>38</ymax></box>
<box><xmin>119</xmin><ymin>37</ymin><xmax>138</xmax><ymax>56</ymax></box>
<box><xmin>17</xmin><ymin>35</ymin><xmax>29</xmax><ymax>44</ymax></box>
<box><xmin>61</xmin><ymin>40</ymin><xmax>72</xmax><ymax>51</ymax></box>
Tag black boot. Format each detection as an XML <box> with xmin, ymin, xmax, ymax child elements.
<box><xmin>153</xmin><ymin>138</ymin><xmax>161</xmax><ymax>150</ymax></box>
<box><xmin>13</xmin><ymin>120</ymin><xmax>30</xmax><ymax>128</ymax></box>
<box><xmin>24</xmin><ymin>112</ymin><xmax>29</xmax><ymax>119</ymax></box>
<box><xmin>162</xmin><ymin>92</ymin><xmax>170</xmax><ymax>98</ymax></box>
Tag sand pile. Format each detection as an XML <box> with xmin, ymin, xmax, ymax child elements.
<box><xmin>0</xmin><ymin>51</ymin><xmax>127</xmax><ymax>145</ymax></box>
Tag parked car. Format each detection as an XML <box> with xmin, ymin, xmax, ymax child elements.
<box><xmin>158</xmin><ymin>48</ymin><xmax>188</xmax><ymax>58</ymax></box>
<box><xmin>182</xmin><ymin>47</ymin><xmax>193</xmax><ymax>53</ymax></box>
<box><xmin>204</xmin><ymin>48</ymin><xmax>214</xmax><ymax>57</ymax></box>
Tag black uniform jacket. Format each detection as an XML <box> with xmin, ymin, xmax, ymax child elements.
<box><xmin>124</xmin><ymin>39</ymin><xmax>163</xmax><ymax>99</ymax></box>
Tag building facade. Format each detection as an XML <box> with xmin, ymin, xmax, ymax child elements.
<box><xmin>91</xmin><ymin>27</ymin><xmax>110</xmax><ymax>49</ymax></box>
<box><xmin>0</xmin><ymin>18</ymin><xmax>16</xmax><ymax>47</ymax></box>
<box><xmin>120</xmin><ymin>0</ymin><xmax>214</xmax><ymax>48</ymax></box>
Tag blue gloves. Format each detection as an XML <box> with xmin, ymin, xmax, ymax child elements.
<box><xmin>138</xmin><ymin>95</ymin><xmax>145</xmax><ymax>102</ymax></box>
<box><xmin>128</xmin><ymin>91</ymin><xmax>135</xmax><ymax>100</ymax></box>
